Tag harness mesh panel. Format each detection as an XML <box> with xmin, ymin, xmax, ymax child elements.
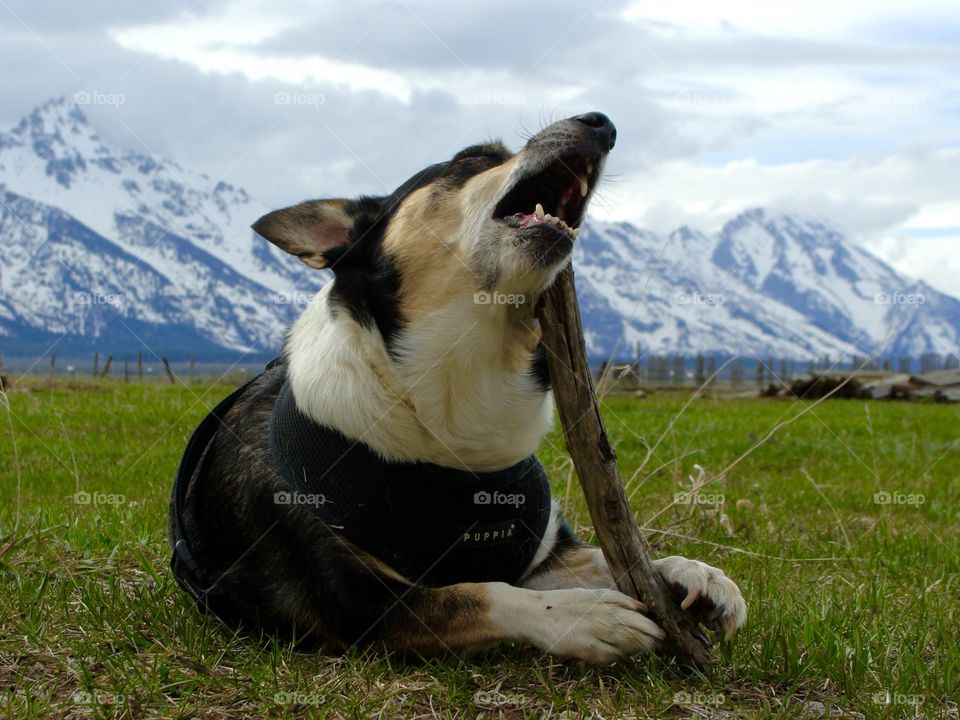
<box><xmin>270</xmin><ymin>381</ymin><xmax>552</xmax><ymax>586</ymax></box>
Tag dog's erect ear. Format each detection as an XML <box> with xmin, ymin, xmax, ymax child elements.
<box><xmin>252</xmin><ymin>199</ymin><xmax>353</xmax><ymax>269</ymax></box>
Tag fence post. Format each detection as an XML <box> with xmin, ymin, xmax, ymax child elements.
<box><xmin>671</xmin><ymin>355</ymin><xmax>684</xmax><ymax>385</ymax></box>
<box><xmin>100</xmin><ymin>355</ymin><xmax>113</xmax><ymax>378</ymax></box>
<box><xmin>50</xmin><ymin>353</ymin><xmax>56</xmax><ymax>376</ymax></box>
<box><xmin>920</xmin><ymin>353</ymin><xmax>942</xmax><ymax>373</ymax></box>
<box><xmin>161</xmin><ymin>357</ymin><xmax>176</xmax><ymax>384</ymax></box>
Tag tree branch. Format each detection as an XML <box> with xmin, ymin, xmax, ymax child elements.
<box><xmin>536</xmin><ymin>265</ymin><xmax>713</xmax><ymax>669</ymax></box>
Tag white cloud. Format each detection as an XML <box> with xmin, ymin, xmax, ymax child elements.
<box><xmin>867</xmin><ymin>233</ymin><xmax>960</xmax><ymax>295</ymax></box>
<box><xmin>621</xmin><ymin>0</ymin><xmax>958</xmax><ymax>40</ymax></box>
<box><xmin>1</xmin><ymin>0</ymin><xmax>958</xmax><ymax>298</ymax></box>
<box><xmin>111</xmin><ymin>5</ymin><xmax>417</xmax><ymax>102</ymax></box>
<box><xmin>592</xmin><ymin>148</ymin><xmax>960</xmax><ymax>294</ymax></box>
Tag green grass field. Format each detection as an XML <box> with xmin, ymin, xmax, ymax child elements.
<box><xmin>1</xmin><ymin>378</ymin><xmax>957</xmax><ymax>719</ymax></box>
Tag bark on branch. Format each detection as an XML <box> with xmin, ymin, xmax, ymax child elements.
<box><xmin>536</xmin><ymin>265</ymin><xmax>713</xmax><ymax>669</ymax></box>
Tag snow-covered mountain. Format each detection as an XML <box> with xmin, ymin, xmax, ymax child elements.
<box><xmin>0</xmin><ymin>97</ymin><xmax>322</xmax><ymax>358</ymax></box>
<box><xmin>1</xmin><ymin>98</ymin><xmax>957</xmax><ymax>361</ymax></box>
<box><xmin>575</xmin><ymin>211</ymin><xmax>959</xmax><ymax>359</ymax></box>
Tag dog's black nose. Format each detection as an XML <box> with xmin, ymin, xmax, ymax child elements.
<box><xmin>572</xmin><ymin>111</ymin><xmax>616</xmax><ymax>151</ymax></box>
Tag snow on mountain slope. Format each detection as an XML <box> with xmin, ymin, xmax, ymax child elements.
<box><xmin>572</xmin><ymin>220</ymin><xmax>869</xmax><ymax>358</ymax></box>
<box><xmin>0</xmin><ymin>97</ymin><xmax>957</xmax><ymax>362</ymax></box>
<box><xmin>711</xmin><ymin>209</ymin><xmax>959</xmax><ymax>358</ymax></box>
<box><xmin>0</xmin><ymin>97</ymin><xmax>318</xmax><ymax>296</ymax></box>
<box><xmin>0</xmin><ymin>188</ymin><xmax>308</xmax><ymax>356</ymax></box>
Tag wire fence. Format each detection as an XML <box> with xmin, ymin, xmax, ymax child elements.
<box><xmin>598</xmin><ymin>349</ymin><xmax>959</xmax><ymax>391</ymax></box>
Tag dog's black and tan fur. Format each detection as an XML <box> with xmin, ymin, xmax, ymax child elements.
<box><xmin>169</xmin><ymin>113</ymin><xmax>746</xmax><ymax>664</ymax></box>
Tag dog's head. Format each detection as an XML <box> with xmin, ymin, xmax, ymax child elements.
<box><xmin>253</xmin><ymin>112</ymin><xmax>615</xmax><ymax>345</ymax></box>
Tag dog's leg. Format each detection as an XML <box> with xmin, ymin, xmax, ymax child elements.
<box><xmin>521</xmin><ymin>540</ymin><xmax>748</xmax><ymax>640</ymax></box>
<box><xmin>376</xmin><ymin>580</ymin><xmax>663</xmax><ymax>665</ymax></box>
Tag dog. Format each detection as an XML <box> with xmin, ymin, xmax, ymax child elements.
<box><xmin>168</xmin><ymin>111</ymin><xmax>747</xmax><ymax>664</ymax></box>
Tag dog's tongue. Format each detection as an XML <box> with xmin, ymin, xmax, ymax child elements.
<box><xmin>519</xmin><ymin>211</ymin><xmax>541</xmax><ymax>229</ymax></box>
<box><xmin>503</xmin><ymin>202</ymin><xmax>578</xmax><ymax>238</ymax></box>
<box><xmin>502</xmin><ymin>203</ymin><xmax>545</xmax><ymax>229</ymax></box>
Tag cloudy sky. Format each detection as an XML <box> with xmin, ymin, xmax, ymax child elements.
<box><xmin>1</xmin><ymin>0</ymin><xmax>958</xmax><ymax>293</ymax></box>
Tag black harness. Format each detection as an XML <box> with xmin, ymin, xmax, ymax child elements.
<box><xmin>170</xmin><ymin>371</ymin><xmax>264</xmax><ymax>614</ymax></box>
<box><xmin>170</xmin><ymin>365</ymin><xmax>553</xmax><ymax>616</ymax></box>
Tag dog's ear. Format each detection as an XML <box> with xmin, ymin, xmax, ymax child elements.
<box><xmin>252</xmin><ymin>199</ymin><xmax>354</xmax><ymax>269</ymax></box>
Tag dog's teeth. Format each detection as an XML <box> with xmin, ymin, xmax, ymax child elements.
<box><xmin>534</xmin><ymin>203</ymin><xmax>545</xmax><ymax>219</ymax></box>
<box><xmin>579</xmin><ymin>175</ymin><xmax>589</xmax><ymax>197</ymax></box>
<box><xmin>572</xmin><ymin>227</ymin><xmax>580</xmax><ymax>239</ymax></box>
<box><xmin>586</xmin><ymin>160</ymin><xmax>594</xmax><ymax>175</ymax></box>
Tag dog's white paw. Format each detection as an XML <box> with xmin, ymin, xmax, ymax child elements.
<box><xmin>653</xmin><ymin>555</ymin><xmax>747</xmax><ymax>640</ymax></box>
<box><xmin>520</xmin><ymin>587</ymin><xmax>664</xmax><ymax>665</ymax></box>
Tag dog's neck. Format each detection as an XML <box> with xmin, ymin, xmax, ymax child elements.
<box><xmin>285</xmin><ymin>285</ymin><xmax>554</xmax><ymax>471</ymax></box>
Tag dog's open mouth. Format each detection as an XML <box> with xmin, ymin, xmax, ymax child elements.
<box><xmin>493</xmin><ymin>154</ymin><xmax>600</xmax><ymax>240</ymax></box>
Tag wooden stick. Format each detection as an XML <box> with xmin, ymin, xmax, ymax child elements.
<box><xmin>536</xmin><ymin>265</ymin><xmax>713</xmax><ymax>669</ymax></box>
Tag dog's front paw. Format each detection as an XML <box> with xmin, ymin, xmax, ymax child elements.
<box><xmin>653</xmin><ymin>556</ymin><xmax>747</xmax><ymax>640</ymax></box>
<box><xmin>524</xmin><ymin>588</ymin><xmax>664</xmax><ymax>665</ymax></box>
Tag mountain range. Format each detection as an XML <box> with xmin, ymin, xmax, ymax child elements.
<box><xmin>1</xmin><ymin>98</ymin><xmax>957</xmax><ymax>363</ymax></box>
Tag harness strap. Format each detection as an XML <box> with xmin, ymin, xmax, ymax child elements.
<box><xmin>170</xmin><ymin>365</ymin><xmax>274</xmax><ymax>614</ymax></box>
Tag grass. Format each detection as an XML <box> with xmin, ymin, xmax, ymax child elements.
<box><xmin>1</xmin><ymin>377</ymin><xmax>957</xmax><ymax>719</ymax></box>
